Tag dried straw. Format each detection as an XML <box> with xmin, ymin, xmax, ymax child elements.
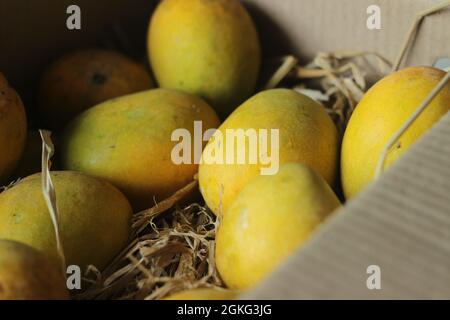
<box><xmin>2</xmin><ymin>2</ymin><xmax>443</xmax><ymax>301</ymax></box>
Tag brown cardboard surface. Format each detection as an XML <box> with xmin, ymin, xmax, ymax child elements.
<box><xmin>241</xmin><ymin>112</ymin><xmax>450</xmax><ymax>299</ymax></box>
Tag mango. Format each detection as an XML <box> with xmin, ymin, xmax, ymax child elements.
<box><xmin>38</xmin><ymin>49</ymin><xmax>153</xmax><ymax>130</ymax></box>
<box><xmin>0</xmin><ymin>171</ymin><xmax>132</xmax><ymax>271</ymax></box>
<box><xmin>0</xmin><ymin>240</ymin><xmax>69</xmax><ymax>300</ymax></box>
<box><xmin>148</xmin><ymin>0</ymin><xmax>261</xmax><ymax>117</ymax></box>
<box><xmin>215</xmin><ymin>163</ymin><xmax>341</xmax><ymax>289</ymax></box>
<box><xmin>341</xmin><ymin>66</ymin><xmax>450</xmax><ymax>199</ymax></box>
<box><xmin>164</xmin><ymin>288</ymin><xmax>237</xmax><ymax>300</ymax></box>
<box><xmin>61</xmin><ymin>88</ymin><xmax>220</xmax><ymax>210</ymax></box>
<box><xmin>199</xmin><ymin>88</ymin><xmax>338</xmax><ymax>216</ymax></box>
<box><xmin>0</xmin><ymin>73</ymin><xmax>27</xmax><ymax>184</ymax></box>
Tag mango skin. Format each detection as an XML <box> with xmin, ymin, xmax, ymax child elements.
<box><xmin>61</xmin><ymin>88</ymin><xmax>220</xmax><ymax>210</ymax></box>
<box><xmin>0</xmin><ymin>73</ymin><xmax>27</xmax><ymax>185</ymax></box>
<box><xmin>216</xmin><ymin>163</ymin><xmax>341</xmax><ymax>289</ymax></box>
<box><xmin>199</xmin><ymin>89</ymin><xmax>339</xmax><ymax>216</ymax></box>
<box><xmin>0</xmin><ymin>240</ymin><xmax>69</xmax><ymax>300</ymax></box>
<box><xmin>341</xmin><ymin>66</ymin><xmax>450</xmax><ymax>199</ymax></box>
<box><xmin>148</xmin><ymin>0</ymin><xmax>261</xmax><ymax>117</ymax></box>
<box><xmin>38</xmin><ymin>49</ymin><xmax>153</xmax><ymax>131</ymax></box>
<box><xmin>0</xmin><ymin>171</ymin><xmax>132</xmax><ymax>271</ymax></box>
<box><xmin>164</xmin><ymin>288</ymin><xmax>237</xmax><ymax>300</ymax></box>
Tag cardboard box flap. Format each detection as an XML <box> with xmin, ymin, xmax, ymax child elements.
<box><xmin>241</xmin><ymin>112</ymin><xmax>450</xmax><ymax>299</ymax></box>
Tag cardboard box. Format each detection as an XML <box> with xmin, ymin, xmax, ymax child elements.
<box><xmin>0</xmin><ymin>0</ymin><xmax>449</xmax><ymax>299</ymax></box>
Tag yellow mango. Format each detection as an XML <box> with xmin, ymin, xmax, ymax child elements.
<box><xmin>341</xmin><ymin>66</ymin><xmax>450</xmax><ymax>199</ymax></box>
<box><xmin>0</xmin><ymin>73</ymin><xmax>27</xmax><ymax>184</ymax></box>
<box><xmin>164</xmin><ymin>288</ymin><xmax>237</xmax><ymax>300</ymax></box>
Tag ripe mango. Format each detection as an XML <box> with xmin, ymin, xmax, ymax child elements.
<box><xmin>0</xmin><ymin>240</ymin><xmax>69</xmax><ymax>300</ymax></box>
<box><xmin>148</xmin><ymin>0</ymin><xmax>261</xmax><ymax>117</ymax></box>
<box><xmin>0</xmin><ymin>73</ymin><xmax>27</xmax><ymax>184</ymax></box>
<box><xmin>199</xmin><ymin>89</ymin><xmax>338</xmax><ymax>216</ymax></box>
<box><xmin>341</xmin><ymin>66</ymin><xmax>450</xmax><ymax>199</ymax></box>
<box><xmin>215</xmin><ymin>163</ymin><xmax>341</xmax><ymax>289</ymax></box>
<box><xmin>164</xmin><ymin>288</ymin><xmax>237</xmax><ymax>300</ymax></box>
<box><xmin>61</xmin><ymin>88</ymin><xmax>220</xmax><ymax>210</ymax></box>
<box><xmin>38</xmin><ymin>49</ymin><xmax>153</xmax><ymax>130</ymax></box>
<box><xmin>0</xmin><ymin>171</ymin><xmax>132</xmax><ymax>271</ymax></box>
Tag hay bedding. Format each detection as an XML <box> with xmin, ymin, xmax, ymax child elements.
<box><xmin>0</xmin><ymin>50</ymin><xmax>390</xmax><ymax>300</ymax></box>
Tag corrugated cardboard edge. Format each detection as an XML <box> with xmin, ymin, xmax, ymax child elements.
<box><xmin>240</xmin><ymin>111</ymin><xmax>450</xmax><ymax>300</ymax></box>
